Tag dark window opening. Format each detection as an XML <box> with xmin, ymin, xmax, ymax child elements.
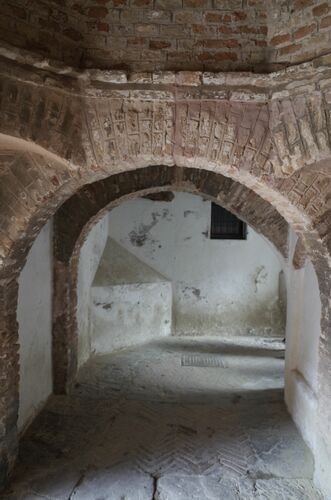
<box><xmin>210</xmin><ymin>203</ymin><xmax>247</xmax><ymax>240</ymax></box>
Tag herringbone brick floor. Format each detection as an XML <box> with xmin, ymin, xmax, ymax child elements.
<box><xmin>3</xmin><ymin>338</ymin><xmax>322</xmax><ymax>499</ymax></box>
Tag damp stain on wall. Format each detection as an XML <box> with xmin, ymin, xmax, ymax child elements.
<box><xmin>129</xmin><ymin>209</ymin><xmax>171</xmax><ymax>247</ymax></box>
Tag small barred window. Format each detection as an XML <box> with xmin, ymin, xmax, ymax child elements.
<box><xmin>210</xmin><ymin>203</ymin><xmax>247</xmax><ymax>240</ymax></box>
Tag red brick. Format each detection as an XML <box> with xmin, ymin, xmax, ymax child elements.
<box><xmin>313</xmin><ymin>3</ymin><xmax>330</xmax><ymax>16</ymax></box>
<box><xmin>155</xmin><ymin>0</ymin><xmax>182</xmax><ymax>8</ymax></box>
<box><xmin>39</xmin><ymin>18</ymin><xmax>59</xmax><ymax>31</ymax></box>
<box><xmin>204</xmin><ymin>12</ymin><xmax>230</xmax><ymax>22</ymax></box>
<box><xmin>149</xmin><ymin>40</ymin><xmax>172</xmax><ymax>49</ymax></box>
<box><xmin>72</xmin><ymin>3</ymin><xmax>85</xmax><ymax>14</ymax></box>
<box><xmin>255</xmin><ymin>39</ymin><xmax>267</xmax><ymax>47</ymax></box>
<box><xmin>198</xmin><ymin>51</ymin><xmax>238</xmax><ymax>61</ymax></box>
<box><xmin>167</xmin><ymin>50</ymin><xmax>192</xmax><ymax>61</ymax></box>
<box><xmin>135</xmin><ymin>24</ymin><xmax>159</xmax><ymax>35</ymax></box>
<box><xmin>232</xmin><ymin>10</ymin><xmax>247</xmax><ymax>21</ymax></box>
<box><xmin>258</xmin><ymin>25</ymin><xmax>268</xmax><ymax>35</ymax></box>
<box><xmin>270</xmin><ymin>33</ymin><xmax>291</xmax><ymax>46</ymax></box>
<box><xmin>183</xmin><ymin>0</ymin><xmax>209</xmax><ymax>6</ymax></box>
<box><xmin>191</xmin><ymin>24</ymin><xmax>217</xmax><ymax>35</ymax></box>
<box><xmin>279</xmin><ymin>43</ymin><xmax>302</xmax><ymax>55</ymax></box>
<box><xmin>204</xmin><ymin>39</ymin><xmax>240</xmax><ymax>48</ymax></box>
<box><xmin>112</xmin><ymin>0</ymin><xmax>128</xmax><ymax>5</ymax></box>
<box><xmin>98</xmin><ymin>22</ymin><xmax>109</xmax><ymax>32</ymax></box>
<box><xmin>217</xmin><ymin>25</ymin><xmax>234</xmax><ymax>34</ymax></box>
<box><xmin>293</xmin><ymin>23</ymin><xmax>316</xmax><ymax>40</ymax></box>
<box><xmin>63</xmin><ymin>28</ymin><xmax>83</xmax><ymax>41</ymax></box>
<box><xmin>320</xmin><ymin>15</ymin><xmax>331</xmax><ymax>28</ymax></box>
<box><xmin>127</xmin><ymin>36</ymin><xmax>146</xmax><ymax>46</ymax></box>
<box><xmin>248</xmin><ymin>0</ymin><xmax>265</xmax><ymax>6</ymax></box>
<box><xmin>205</xmin><ymin>11</ymin><xmax>246</xmax><ymax>23</ymax></box>
<box><xmin>174</xmin><ymin>10</ymin><xmax>203</xmax><ymax>23</ymax></box>
<box><xmin>238</xmin><ymin>25</ymin><xmax>267</xmax><ymax>35</ymax></box>
<box><xmin>131</xmin><ymin>0</ymin><xmax>153</xmax><ymax>6</ymax></box>
<box><xmin>293</xmin><ymin>0</ymin><xmax>314</xmax><ymax>8</ymax></box>
<box><xmin>8</xmin><ymin>5</ymin><xmax>26</xmax><ymax>19</ymax></box>
<box><xmin>88</xmin><ymin>6</ymin><xmax>108</xmax><ymax>18</ymax></box>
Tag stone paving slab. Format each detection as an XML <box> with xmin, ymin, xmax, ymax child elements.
<box><xmin>157</xmin><ymin>475</ymin><xmax>322</xmax><ymax>500</ymax></box>
<box><xmin>2</xmin><ymin>339</ymin><xmax>323</xmax><ymax>499</ymax></box>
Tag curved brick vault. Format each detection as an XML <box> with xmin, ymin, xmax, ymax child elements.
<box><xmin>0</xmin><ymin>0</ymin><xmax>331</xmax><ymax>72</ymax></box>
<box><xmin>0</xmin><ymin>47</ymin><xmax>331</xmax><ymax>489</ymax></box>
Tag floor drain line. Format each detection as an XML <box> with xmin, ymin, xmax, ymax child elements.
<box><xmin>181</xmin><ymin>355</ymin><xmax>228</xmax><ymax>367</ymax></box>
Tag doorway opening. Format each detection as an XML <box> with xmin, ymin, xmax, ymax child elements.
<box><xmin>10</xmin><ymin>176</ymin><xmax>323</xmax><ymax>499</ymax></box>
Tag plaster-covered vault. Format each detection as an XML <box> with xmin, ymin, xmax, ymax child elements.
<box><xmin>0</xmin><ymin>10</ymin><xmax>330</xmax><ymax>496</ymax></box>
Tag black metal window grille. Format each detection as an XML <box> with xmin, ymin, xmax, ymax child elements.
<box><xmin>210</xmin><ymin>203</ymin><xmax>247</xmax><ymax>240</ymax></box>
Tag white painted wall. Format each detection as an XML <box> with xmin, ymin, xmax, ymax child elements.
<box><xmin>77</xmin><ymin>217</ymin><xmax>108</xmax><ymax>367</ymax></box>
<box><xmin>107</xmin><ymin>192</ymin><xmax>285</xmax><ymax>337</ymax></box>
<box><xmin>282</xmin><ymin>229</ymin><xmax>331</xmax><ymax>498</ymax></box>
<box><xmin>284</xmin><ymin>229</ymin><xmax>321</xmax><ymax>469</ymax></box>
<box><xmin>17</xmin><ymin>220</ymin><xmax>53</xmax><ymax>432</ymax></box>
<box><xmin>285</xmin><ymin>231</ymin><xmax>321</xmax><ymax>449</ymax></box>
<box><xmin>91</xmin><ymin>282</ymin><xmax>172</xmax><ymax>354</ymax></box>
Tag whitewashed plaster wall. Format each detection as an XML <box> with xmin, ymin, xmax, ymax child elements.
<box><xmin>91</xmin><ymin>282</ymin><xmax>172</xmax><ymax>354</ymax></box>
<box><xmin>77</xmin><ymin>217</ymin><xmax>108</xmax><ymax>367</ymax></box>
<box><xmin>17</xmin><ymin>220</ymin><xmax>53</xmax><ymax>432</ymax></box>
<box><xmin>107</xmin><ymin>192</ymin><xmax>285</xmax><ymax>337</ymax></box>
<box><xmin>89</xmin><ymin>237</ymin><xmax>172</xmax><ymax>354</ymax></box>
<box><xmin>284</xmin><ymin>229</ymin><xmax>321</xmax><ymax>464</ymax></box>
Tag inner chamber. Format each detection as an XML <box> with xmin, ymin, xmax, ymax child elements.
<box><xmin>13</xmin><ymin>191</ymin><xmax>322</xmax><ymax>499</ymax></box>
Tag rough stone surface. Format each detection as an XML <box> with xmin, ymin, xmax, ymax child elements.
<box><xmin>2</xmin><ymin>338</ymin><xmax>322</xmax><ymax>500</ymax></box>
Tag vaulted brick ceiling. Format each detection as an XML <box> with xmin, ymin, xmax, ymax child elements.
<box><xmin>0</xmin><ymin>0</ymin><xmax>330</xmax><ymax>72</ymax></box>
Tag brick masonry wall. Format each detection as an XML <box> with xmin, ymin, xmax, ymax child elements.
<box><xmin>269</xmin><ymin>0</ymin><xmax>331</xmax><ymax>66</ymax></box>
<box><xmin>0</xmin><ymin>50</ymin><xmax>331</xmax><ymax>492</ymax></box>
<box><xmin>0</xmin><ymin>0</ymin><xmax>330</xmax><ymax>72</ymax></box>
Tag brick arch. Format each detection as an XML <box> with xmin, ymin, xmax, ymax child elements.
<box><xmin>2</xmin><ymin>54</ymin><xmax>331</xmax><ymax>181</ymax></box>
<box><xmin>52</xmin><ymin>165</ymin><xmax>290</xmax><ymax>394</ymax></box>
<box><xmin>0</xmin><ymin>97</ymin><xmax>330</xmax><ymax>490</ymax></box>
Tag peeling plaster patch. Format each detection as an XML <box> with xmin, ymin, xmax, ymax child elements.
<box><xmin>182</xmin><ymin>286</ymin><xmax>204</xmax><ymax>301</ymax></box>
<box><xmin>192</xmin><ymin>288</ymin><xmax>201</xmax><ymax>300</ymax></box>
<box><xmin>160</xmin><ymin>209</ymin><xmax>172</xmax><ymax>222</ymax></box>
<box><xmin>253</xmin><ymin>266</ymin><xmax>268</xmax><ymax>292</ymax></box>
<box><xmin>143</xmin><ymin>192</ymin><xmax>174</xmax><ymax>202</ymax></box>
<box><xmin>94</xmin><ymin>302</ymin><xmax>113</xmax><ymax>310</ymax></box>
<box><xmin>103</xmin><ymin>303</ymin><xmax>113</xmax><ymax>310</ymax></box>
<box><xmin>129</xmin><ymin>213</ymin><xmax>160</xmax><ymax>247</ymax></box>
<box><xmin>129</xmin><ymin>230</ymin><xmax>147</xmax><ymax>247</ymax></box>
<box><xmin>184</xmin><ymin>210</ymin><xmax>196</xmax><ymax>218</ymax></box>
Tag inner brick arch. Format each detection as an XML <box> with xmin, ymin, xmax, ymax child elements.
<box><xmin>52</xmin><ymin>164</ymin><xmax>290</xmax><ymax>394</ymax></box>
<box><xmin>0</xmin><ymin>141</ymin><xmax>330</xmax><ymax>491</ymax></box>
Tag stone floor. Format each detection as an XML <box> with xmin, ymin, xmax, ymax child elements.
<box><xmin>3</xmin><ymin>337</ymin><xmax>323</xmax><ymax>499</ymax></box>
